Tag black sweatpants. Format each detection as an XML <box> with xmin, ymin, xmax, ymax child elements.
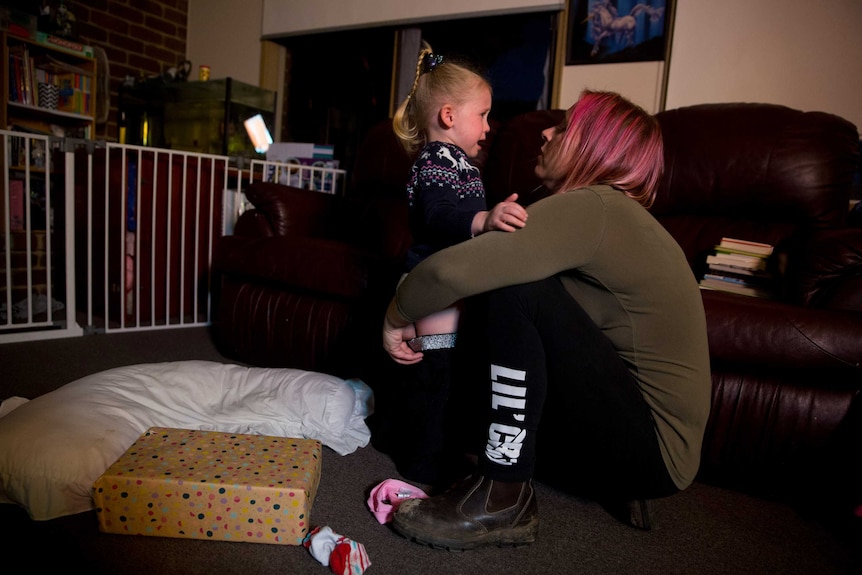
<box><xmin>473</xmin><ymin>277</ymin><xmax>678</xmax><ymax>501</ymax></box>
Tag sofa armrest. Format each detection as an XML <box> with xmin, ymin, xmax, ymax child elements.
<box><xmin>702</xmin><ymin>289</ymin><xmax>862</xmax><ymax>369</ymax></box>
<box><xmin>233</xmin><ymin>210</ymin><xmax>277</xmax><ymax>237</ymax></box>
<box><xmin>239</xmin><ymin>183</ymin><xmax>412</xmax><ymax>263</ymax></box>
<box><xmin>244</xmin><ymin>182</ymin><xmax>341</xmax><ymax>238</ymax></box>
<box><xmin>782</xmin><ymin>227</ymin><xmax>862</xmax><ymax>310</ymax></box>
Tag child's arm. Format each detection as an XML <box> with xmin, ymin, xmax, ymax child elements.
<box><xmin>471</xmin><ymin>193</ymin><xmax>528</xmax><ymax>236</ymax></box>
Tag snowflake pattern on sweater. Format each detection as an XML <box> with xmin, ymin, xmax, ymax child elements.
<box><xmin>407</xmin><ymin>142</ymin><xmax>484</xmax><ymax>206</ymax></box>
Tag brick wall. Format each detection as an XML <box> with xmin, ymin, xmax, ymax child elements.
<box><xmin>67</xmin><ymin>0</ymin><xmax>188</xmax><ymax>141</ymax></box>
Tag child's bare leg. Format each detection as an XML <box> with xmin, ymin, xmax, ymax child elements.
<box><xmin>415</xmin><ymin>306</ymin><xmax>461</xmax><ymax>336</ymax></box>
<box><xmin>409</xmin><ymin>305</ymin><xmax>462</xmax><ymax>351</ymax></box>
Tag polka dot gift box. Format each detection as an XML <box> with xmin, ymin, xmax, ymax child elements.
<box><xmin>93</xmin><ymin>427</ymin><xmax>322</xmax><ymax>545</ymax></box>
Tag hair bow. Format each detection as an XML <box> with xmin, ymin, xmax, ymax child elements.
<box><xmin>422</xmin><ymin>53</ymin><xmax>444</xmax><ymax>74</ymax></box>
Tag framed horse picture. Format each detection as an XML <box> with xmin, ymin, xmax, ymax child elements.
<box><xmin>566</xmin><ymin>0</ymin><xmax>675</xmax><ymax>65</ymax></box>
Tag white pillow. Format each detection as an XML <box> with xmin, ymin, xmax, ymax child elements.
<box><xmin>0</xmin><ymin>360</ymin><xmax>372</xmax><ymax>520</ymax></box>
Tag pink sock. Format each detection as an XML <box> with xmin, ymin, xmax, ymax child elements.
<box><xmin>367</xmin><ymin>478</ymin><xmax>429</xmax><ymax>524</ymax></box>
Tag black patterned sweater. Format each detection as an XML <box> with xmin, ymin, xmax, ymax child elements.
<box><xmin>405</xmin><ymin>141</ymin><xmax>487</xmax><ymax>271</ymax></box>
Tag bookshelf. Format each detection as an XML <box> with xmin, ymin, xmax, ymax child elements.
<box><xmin>2</xmin><ymin>31</ymin><xmax>96</xmax><ymax>140</ymax></box>
<box><xmin>1</xmin><ymin>31</ymin><xmax>91</xmax><ymax>305</ymax></box>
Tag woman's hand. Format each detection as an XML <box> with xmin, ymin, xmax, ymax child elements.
<box><xmin>383</xmin><ymin>299</ymin><xmax>424</xmax><ymax>365</ymax></box>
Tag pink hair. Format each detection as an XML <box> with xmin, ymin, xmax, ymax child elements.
<box><xmin>544</xmin><ymin>90</ymin><xmax>663</xmax><ymax>207</ymax></box>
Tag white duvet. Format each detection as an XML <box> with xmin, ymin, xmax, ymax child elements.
<box><xmin>0</xmin><ymin>361</ymin><xmax>373</xmax><ymax>520</ymax></box>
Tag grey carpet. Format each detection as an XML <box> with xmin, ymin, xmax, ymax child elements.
<box><xmin>1</xmin><ymin>327</ymin><xmax>858</xmax><ymax>574</ymax></box>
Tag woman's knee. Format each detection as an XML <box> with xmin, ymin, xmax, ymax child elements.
<box><xmin>486</xmin><ymin>278</ymin><xmax>563</xmax><ymax>310</ymax></box>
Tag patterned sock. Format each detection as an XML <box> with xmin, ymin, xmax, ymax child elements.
<box><xmin>303</xmin><ymin>525</ymin><xmax>371</xmax><ymax>574</ymax></box>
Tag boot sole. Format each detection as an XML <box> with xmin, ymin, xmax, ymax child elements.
<box><xmin>393</xmin><ymin>517</ymin><xmax>539</xmax><ymax>551</ymax></box>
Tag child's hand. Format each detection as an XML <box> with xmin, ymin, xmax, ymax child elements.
<box><xmin>483</xmin><ymin>193</ymin><xmax>528</xmax><ymax>233</ymax></box>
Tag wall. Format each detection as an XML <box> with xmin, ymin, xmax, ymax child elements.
<box><xmin>178</xmin><ymin>1</ymin><xmax>862</xmax><ymax>136</ymax></box>
<box><xmin>186</xmin><ymin>0</ymin><xmax>287</xmax><ymax>137</ymax></box>
<box><xmin>556</xmin><ymin>0</ymin><xmax>862</xmax><ymax>129</ymax></box>
<box><xmin>186</xmin><ymin>0</ymin><xmax>262</xmax><ymax>87</ymax></box>
<box><xmin>558</xmin><ymin>61</ymin><xmax>666</xmax><ymax>116</ymax></box>
<box><xmin>664</xmin><ymin>0</ymin><xmax>861</xmax><ymax>130</ymax></box>
<box><xmin>70</xmin><ymin>0</ymin><xmax>188</xmax><ymax>140</ymax></box>
<box><xmin>260</xmin><ymin>0</ymin><xmax>564</xmax><ymax>37</ymax></box>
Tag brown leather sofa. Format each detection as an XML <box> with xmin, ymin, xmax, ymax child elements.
<box><xmin>212</xmin><ymin>103</ymin><xmax>861</xmax><ymax>511</ymax></box>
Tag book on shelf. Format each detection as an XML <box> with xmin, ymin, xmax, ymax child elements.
<box><xmin>717</xmin><ymin>236</ymin><xmax>774</xmax><ymax>257</ymax></box>
<box><xmin>698</xmin><ymin>277</ymin><xmax>773</xmax><ymax>299</ymax></box>
<box><xmin>705</xmin><ymin>253</ymin><xmax>769</xmax><ymax>271</ymax></box>
<box><xmin>57</xmin><ymin>72</ymin><xmax>92</xmax><ymax>115</ymax></box>
<box><xmin>702</xmin><ymin>272</ymin><xmax>773</xmax><ymax>288</ymax></box>
<box><xmin>714</xmin><ymin>245</ymin><xmax>773</xmax><ymax>259</ymax></box>
<box><xmin>8</xmin><ymin>50</ymin><xmax>21</xmax><ymax>103</ymax></box>
<box><xmin>706</xmin><ymin>262</ymin><xmax>772</xmax><ymax>277</ymax></box>
<box><xmin>6</xmin><ymin>44</ymin><xmax>93</xmax><ymax>115</ymax></box>
<box><xmin>8</xmin><ymin>44</ymin><xmax>34</xmax><ymax>106</ymax></box>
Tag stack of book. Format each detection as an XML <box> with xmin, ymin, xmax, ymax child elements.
<box><xmin>699</xmin><ymin>237</ymin><xmax>775</xmax><ymax>298</ymax></box>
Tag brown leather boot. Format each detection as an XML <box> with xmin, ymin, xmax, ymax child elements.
<box><xmin>392</xmin><ymin>474</ymin><xmax>538</xmax><ymax>550</ymax></box>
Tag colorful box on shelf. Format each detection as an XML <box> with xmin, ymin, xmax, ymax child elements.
<box><xmin>93</xmin><ymin>427</ymin><xmax>322</xmax><ymax>546</ymax></box>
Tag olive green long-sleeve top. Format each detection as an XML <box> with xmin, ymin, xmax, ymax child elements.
<box><xmin>395</xmin><ymin>185</ymin><xmax>712</xmax><ymax>489</ymax></box>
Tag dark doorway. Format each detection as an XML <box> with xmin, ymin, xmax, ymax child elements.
<box><xmin>276</xmin><ymin>10</ymin><xmax>558</xmax><ymax>178</ymax></box>
<box><xmin>419</xmin><ymin>11</ymin><xmax>558</xmax><ymax>123</ymax></box>
<box><xmin>277</xmin><ymin>28</ymin><xmax>396</xmax><ymax>177</ymax></box>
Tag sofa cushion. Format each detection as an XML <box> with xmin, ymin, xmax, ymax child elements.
<box><xmin>702</xmin><ymin>289</ymin><xmax>862</xmax><ymax>368</ymax></box>
<box><xmin>654</xmin><ymin>103</ymin><xmax>858</xmax><ymax>227</ymax></box>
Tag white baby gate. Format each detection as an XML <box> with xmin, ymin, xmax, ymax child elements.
<box><xmin>0</xmin><ymin>130</ymin><xmax>347</xmax><ymax>343</ymax></box>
